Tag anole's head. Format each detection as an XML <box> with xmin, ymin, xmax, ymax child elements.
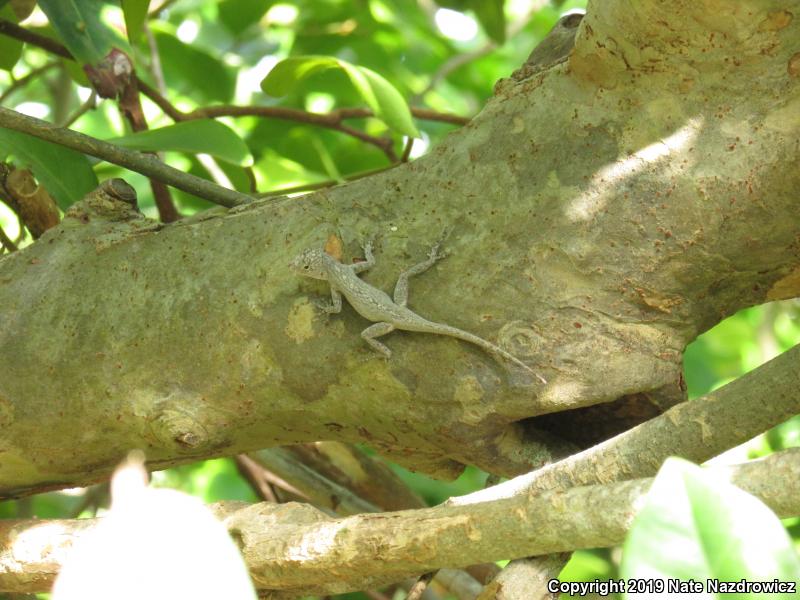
<box><xmin>289</xmin><ymin>248</ymin><xmax>331</xmax><ymax>280</ymax></box>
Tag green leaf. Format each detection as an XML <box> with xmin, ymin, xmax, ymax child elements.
<box><xmin>261</xmin><ymin>55</ymin><xmax>340</xmax><ymax>96</ymax></box>
<box><xmin>261</xmin><ymin>55</ymin><xmax>419</xmax><ymax>137</ymax></box>
<box><xmin>0</xmin><ymin>5</ymin><xmax>23</xmax><ymax>71</ymax></box>
<box><xmin>38</xmin><ymin>0</ymin><xmax>129</xmax><ymax>65</ymax></box>
<box><xmin>109</xmin><ymin>120</ymin><xmax>253</xmax><ymax>167</ymax></box>
<box><xmin>468</xmin><ymin>0</ymin><xmax>505</xmax><ymax>44</ymax></box>
<box><xmin>218</xmin><ymin>0</ymin><xmax>273</xmax><ymax>35</ymax></box>
<box><xmin>0</xmin><ymin>128</ymin><xmax>98</xmax><ymax>209</ymax></box>
<box><xmin>122</xmin><ymin>0</ymin><xmax>151</xmax><ymax>42</ymax></box>
<box><xmin>152</xmin><ymin>31</ymin><xmax>235</xmax><ymax>103</ymax></box>
<box><xmin>62</xmin><ymin>57</ymin><xmax>91</xmax><ymax>87</ymax></box>
<box><xmin>621</xmin><ymin>458</ymin><xmax>800</xmax><ymax>598</ymax></box>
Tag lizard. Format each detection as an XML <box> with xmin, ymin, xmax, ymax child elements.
<box><xmin>289</xmin><ymin>240</ymin><xmax>546</xmax><ymax>384</ymax></box>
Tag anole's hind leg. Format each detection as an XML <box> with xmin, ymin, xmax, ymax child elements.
<box><xmin>393</xmin><ymin>244</ymin><xmax>448</xmax><ymax>307</ymax></box>
<box><xmin>361</xmin><ymin>322</ymin><xmax>395</xmax><ymax>357</ymax></box>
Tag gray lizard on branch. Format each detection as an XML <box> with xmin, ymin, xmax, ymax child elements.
<box><xmin>289</xmin><ymin>241</ymin><xmax>546</xmax><ymax>384</ymax></box>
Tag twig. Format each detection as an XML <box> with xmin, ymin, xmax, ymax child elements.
<box><xmin>251</xmin><ymin>448</ymin><xmax>381</xmax><ymax>515</ymax></box>
<box><xmin>0</xmin><ymin>107</ymin><xmax>252</xmax><ymax>208</ymax></box>
<box><xmin>144</xmin><ymin>24</ymin><xmax>168</xmax><ymax>95</ymax></box>
<box><xmin>401</xmin><ymin>137</ymin><xmax>414</xmax><ymax>162</ymax></box>
<box><xmin>0</xmin><ymin>222</ymin><xmax>17</xmax><ymax>252</ymax></box>
<box><xmin>58</xmin><ymin>91</ymin><xmax>97</xmax><ymax>128</ymax></box>
<box><xmin>0</xmin><ymin>18</ymin><xmax>469</xmax><ymax>160</ymax></box>
<box><xmin>235</xmin><ymin>455</ymin><xmax>279</xmax><ymax>503</ymax></box>
<box><xmin>406</xmin><ymin>571</ymin><xmax>435</xmax><ymax>600</ymax></box>
<box><xmin>413</xmin><ymin>0</ymin><xmax>547</xmax><ymax>101</ymax></box>
<box><xmin>148</xmin><ymin>0</ymin><xmax>180</xmax><ymax>19</ymax></box>
<box><xmin>189</xmin><ymin>105</ymin><xmax>398</xmax><ymax>160</ymax></box>
<box><xmin>0</xmin><ymin>63</ymin><xmax>58</xmax><ymax>104</ymax></box>
<box><xmin>0</xmin><ymin>19</ymin><xmax>71</xmax><ymax>59</ymax></box>
<box><xmin>2</xmin><ymin>450</ymin><xmax>798</xmax><ymax>595</ymax></box>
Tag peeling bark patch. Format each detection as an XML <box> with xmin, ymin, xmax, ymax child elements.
<box><xmin>0</xmin><ymin>392</ymin><xmax>13</xmax><ymax>427</ymax></box>
<box><xmin>453</xmin><ymin>376</ymin><xmax>487</xmax><ymax>425</ymax></box>
<box><xmin>634</xmin><ymin>287</ymin><xmax>684</xmax><ymax>314</ymax></box>
<box><xmin>765</xmin><ymin>99</ymin><xmax>800</xmax><ymax>131</ymax></box>
<box><xmin>757</xmin><ymin>10</ymin><xmax>793</xmax><ymax>32</ymax></box>
<box><xmin>285</xmin><ymin>298</ymin><xmax>317</xmax><ymax>344</ymax></box>
<box><xmin>788</xmin><ymin>52</ymin><xmax>800</xmax><ymax>78</ymax></box>
<box><xmin>767</xmin><ymin>265</ymin><xmax>800</xmax><ymax>300</ymax></box>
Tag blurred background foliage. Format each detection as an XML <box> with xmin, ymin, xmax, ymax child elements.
<box><xmin>0</xmin><ymin>0</ymin><xmax>798</xmax><ymax>598</ymax></box>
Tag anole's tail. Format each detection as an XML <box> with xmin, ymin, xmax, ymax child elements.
<box><xmin>430</xmin><ymin>323</ymin><xmax>547</xmax><ymax>384</ymax></box>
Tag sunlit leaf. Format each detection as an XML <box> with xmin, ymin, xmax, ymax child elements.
<box><xmin>122</xmin><ymin>0</ymin><xmax>151</xmax><ymax>42</ymax></box>
<box><xmin>38</xmin><ymin>0</ymin><xmax>129</xmax><ymax>65</ymax></box>
<box><xmin>0</xmin><ymin>5</ymin><xmax>23</xmax><ymax>71</ymax></box>
<box><xmin>622</xmin><ymin>458</ymin><xmax>800</xmax><ymax>598</ymax></box>
<box><xmin>261</xmin><ymin>55</ymin><xmax>419</xmax><ymax>137</ymax></box>
<box><xmin>109</xmin><ymin>120</ymin><xmax>253</xmax><ymax>167</ymax></box>
<box><xmin>218</xmin><ymin>0</ymin><xmax>273</xmax><ymax>34</ymax></box>
<box><xmin>468</xmin><ymin>0</ymin><xmax>505</xmax><ymax>44</ymax></box>
<box><xmin>0</xmin><ymin>128</ymin><xmax>98</xmax><ymax>209</ymax></box>
<box><xmin>152</xmin><ymin>31</ymin><xmax>235</xmax><ymax>103</ymax></box>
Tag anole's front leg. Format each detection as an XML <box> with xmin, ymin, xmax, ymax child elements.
<box><xmin>317</xmin><ymin>287</ymin><xmax>343</xmax><ymax>313</ymax></box>
<box><xmin>394</xmin><ymin>244</ymin><xmax>447</xmax><ymax>307</ymax></box>
<box><xmin>352</xmin><ymin>240</ymin><xmax>376</xmax><ymax>274</ymax></box>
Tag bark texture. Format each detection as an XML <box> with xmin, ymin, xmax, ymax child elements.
<box><xmin>1</xmin><ymin>450</ymin><xmax>797</xmax><ymax>595</ymax></box>
<box><xmin>1</xmin><ymin>0</ymin><xmax>799</xmax><ymax>494</ymax></box>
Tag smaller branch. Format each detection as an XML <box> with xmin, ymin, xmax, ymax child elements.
<box><xmin>0</xmin><ymin>223</ymin><xmax>17</xmax><ymax>253</ymax></box>
<box><xmin>0</xmin><ymin>107</ymin><xmax>252</xmax><ymax>208</ymax></box>
<box><xmin>235</xmin><ymin>455</ymin><xmax>279</xmax><ymax>503</ymax></box>
<box><xmin>189</xmin><ymin>104</ymin><xmax>469</xmax><ymax>128</ymax></box>
<box><xmin>144</xmin><ymin>24</ymin><xmax>168</xmax><ymax>95</ymax></box>
<box><xmin>0</xmin><ymin>18</ymin><xmax>466</xmax><ymax>162</ymax></box>
<box><xmin>188</xmin><ymin>105</ymin><xmax>398</xmax><ymax>159</ymax></box>
<box><xmin>1</xmin><ymin>451</ymin><xmax>796</xmax><ymax>595</ymax></box>
<box><xmin>416</xmin><ymin>45</ymin><xmax>496</xmax><ymax>101</ymax></box>
<box><xmin>284</xmin><ymin>442</ymin><xmax>427</xmax><ymax>512</ymax></box>
<box><xmin>147</xmin><ymin>0</ymin><xmax>180</xmax><ymax>19</ymax></box>
<box><xmin>250</xmin><ymin>448</ymin><xmax>381</xmax><ymax>516</ymax></box>
<box><xmin>406</xmin><ymin>572</ymin><xmax>435</xmax><ymax>600</ymax></box>
<box><xmin>136</xmin><ymin>78</ymin><xmax>185</xmax><ymax>121</ymax></box>
<box><xmin>413</xmin><ymin>1</ymin><xmax>547</xmax><ymax>101</ymax></box>
<box><xmin>58</xmin><ymin>91</ymin><xmax>96</xmax><ymax>128</ymax></box>
<box><xmin>401</xmin><ymin>137</ymin><xmax>414</xmax><ymax>162</ymax></box>
<box><xmin>0</xmin><ymin>63</ymin><xmax>58</xmax><ymax>104</ymax></box>
<box><xmin>455</xmin><ymin>343</ymin><xmax>800</xmax><ymax>506</ymax></box>
<box><xmin>0</xmin><ymin>19</ymin><xmax>71</xmax><ymax>59</ymax></box>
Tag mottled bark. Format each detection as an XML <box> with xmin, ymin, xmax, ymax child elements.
<box><xmin>1</xmin><ymin>0</ymin><xmax>798</xmax><ymax>494</ymax></box>
<box><xmin>0</xmin><ymin>449</ymin><xmax>797</xmax><ymax>595</ymax></box>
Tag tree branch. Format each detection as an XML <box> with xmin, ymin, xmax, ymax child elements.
<box><xmin>0</xmin><ymin>222</ymin><xmax>17</xmax><ymax>252</ymax></box>
<box><xmin>0</xmin><ymin>107</ymin><xmax>251</xmax><ymax>208</ymax></box>
<box><xmin>0</xmin><ymin>449</ymin><xmax>796</xmax><ymax>595</ymax></box>
<box><xmin>0</xmin><ymin>18</ymin><xmax>465</xmax><ymax>162</ymax></box>
<box><xmin>0</xmin><ymin>63</ymin><xmax>58</xmax><ymax>104</ymax></box>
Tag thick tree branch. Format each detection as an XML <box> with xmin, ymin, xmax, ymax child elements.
<box><xmin>0</xmin><ymin>107</ymin><xmax>251</xmax><ymax>208</ymax></box>
<box><xmin>454</xmin><ymin>343</ymin><xmax>800</xmax><ymax>506</ymax></box>
<box><xmin>0</xmin><ymin>450</ymin><xmax>796</xmax><ymax>595</ymax></box>
<box><xmin>0</xmin><ymin>0</ymin><xmax>798</xmax><ymax>496</ymax></box>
